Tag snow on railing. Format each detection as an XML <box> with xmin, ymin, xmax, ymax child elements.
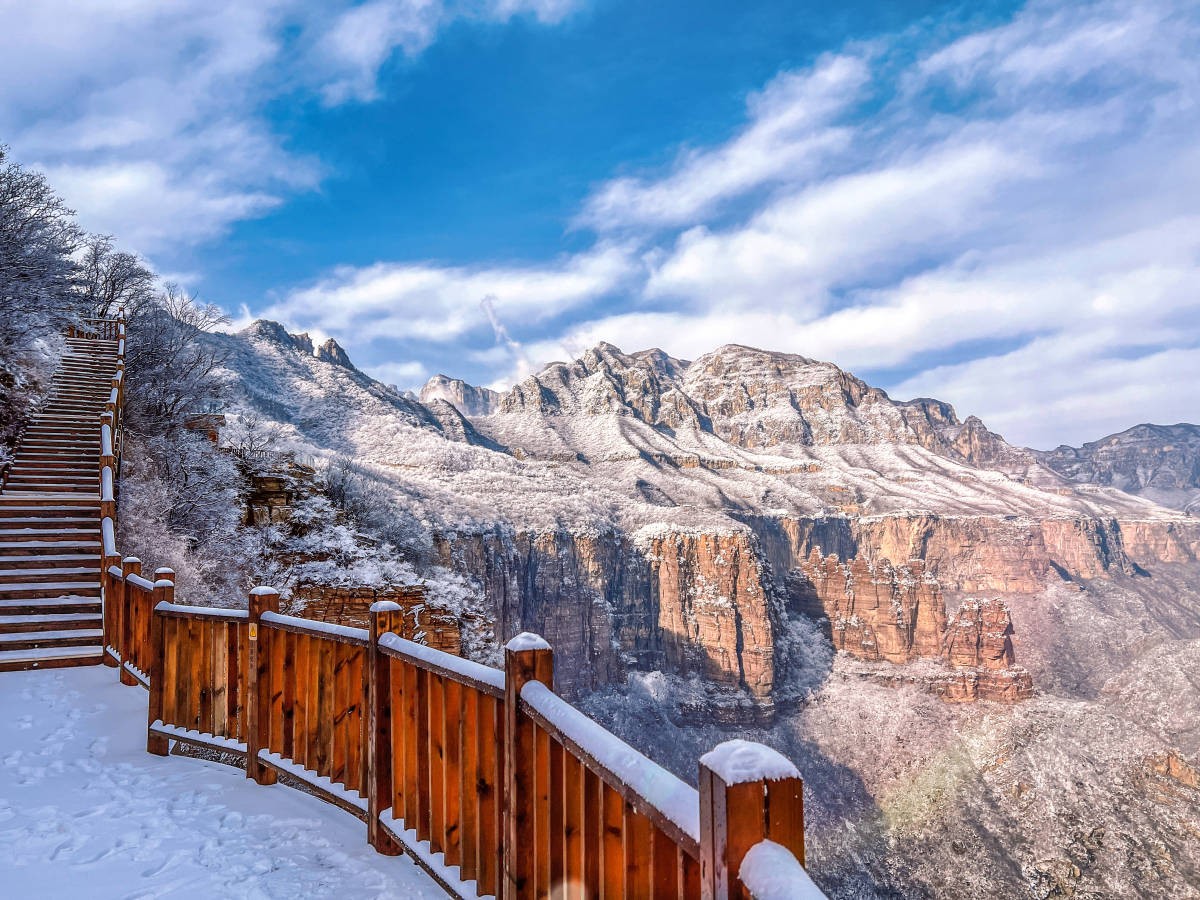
<box><xmin>739</xmin><ymin>840</ymin><xmax>827</xmax><ymax>899</ymax></box>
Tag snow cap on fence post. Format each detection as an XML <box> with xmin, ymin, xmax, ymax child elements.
<box><xmin>366</xmin><ymin>600</ymin><xmax>403</xmax><ymax>856</ymax></box>
<box><xmin>699</xmin><ymin>740</ymin><xmax>806</xmax><ymax>899</ymax></box>
<box><xmin>503</xmin><ymin>632</ymin><xmax>553</xmax><ymax>896</ymax></box>
<box><xmin>246</xmin><ymin>586</ymin><xmax>280</xmax><ymax>786</ymax></box>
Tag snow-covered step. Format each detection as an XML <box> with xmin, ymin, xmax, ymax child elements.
<box><xmin>0</xmin><ymin>554</ymin><xmax>100</xmax><ymax>569</ymax></box>
<box><xmin>0</xmin><ymin>569</ymin><xmax>101</xmax><ymax>586</ymax></box>
<box><xmin>0</xmin><ymin>541</ymin><xmax>100</xmax><ymax>557</ymax></box>
<box><xmin>0</xmin><ymin>644</ymin><xmax>103</xmax><ymax>671</ymax></box>
<box><xmin>0</xmin><ymin>629</ymin><xmax>102</xmax><ymax>648</ymax></box>
<box><xmin>0</xmin><ymin>581</ymin><xmax>101</xmax><ymax>599</ymax></box>
<box><xmin>0</xmin><ymin>612</ymin><xmax>101</xmax><ymax>632</ymax></box>
<box><xmin>0</xmin><ymin>495</ymin><xmax>100</xmax><ymax>506</ymax></box>
<box><xmin>0</xmin><ymin>516</ymin><xmax>95</xmax><ymax>528</ymax></box>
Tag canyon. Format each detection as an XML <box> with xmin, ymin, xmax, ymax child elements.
<box><xmin>203</xmin><ymin>322</ymin><xmax>1200</xmax><ymax>897</ymax></box>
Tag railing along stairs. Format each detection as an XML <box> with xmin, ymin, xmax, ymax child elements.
<box><xmin>42</xmin><ymin>315</ymin><xmax>828</xmax><ymax>899</ymax></box>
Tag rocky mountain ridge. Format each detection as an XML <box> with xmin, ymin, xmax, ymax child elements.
<box><xmin>1040</xmin><ymin>422</ymin><xmax>1200</xmax><ymax>513</ymax></box>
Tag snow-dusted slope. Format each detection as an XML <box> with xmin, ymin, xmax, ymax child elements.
<box><xmin>213</xmin><ymin>324</ymin><xmax>1185</xmax><ymax>536</ymax></box>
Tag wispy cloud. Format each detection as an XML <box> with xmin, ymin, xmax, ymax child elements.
<box><xmin>499</xmin><ymin>0</ymin><xmax>1200</xmax><ymax>447</ymax></box>
<box><xmin>0</xmin><ymin>0</ymin><xmax>584</xmax><ymax>257</ymax></box>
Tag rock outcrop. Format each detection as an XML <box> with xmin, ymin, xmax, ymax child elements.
<box><xmin>793</xmin><ymin>551</ymin><xmax>1033</xmax><ymax>700</ymax></box>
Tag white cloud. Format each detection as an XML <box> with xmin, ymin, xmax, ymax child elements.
<box><xmin>366</xmin><ymin>359</ymin><xmax>430</xmax><ymax>388</ymax></box>
<box><xmin>262</xmin><ymin>242</ymin><xmax>638</xmax><ymax>343</ymax></box>
<box><xmin>461</xmin><ymin>0</ymin><xmax>1200</xmax><ymax>447</ymax></box>
<box><xmin>0</xmin><ymin>0</ymin><xmax>584</xmax><ymax>257</ymax></box>
<box><xmin>577</xmin><ymin>53</ymin><xmax>871</xmax><ymax>232</ymax></box>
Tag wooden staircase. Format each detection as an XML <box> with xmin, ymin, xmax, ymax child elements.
<box><xmin>0</xmin><ymin>332</ymin><xmax>121</xmax><ymax>671</ymax></box>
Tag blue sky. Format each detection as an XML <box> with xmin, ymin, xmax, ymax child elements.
<box><xmin>2</xmin><ymin>0</ymin><xmax>1198</xmax><ymax>448</ymax></box>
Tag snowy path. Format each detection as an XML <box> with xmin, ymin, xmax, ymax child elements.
<box><xmin>0</xmin><ymin>668</ymin><xmax>445</xmax><ymax>899</ymax></box>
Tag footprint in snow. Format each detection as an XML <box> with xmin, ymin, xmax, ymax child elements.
<box><xmin>16</xmin><ymin>715</ymin><xmax>33</xmax><ymax>730</ymax></box>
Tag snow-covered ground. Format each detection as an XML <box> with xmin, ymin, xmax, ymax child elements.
<box><xmin>0</xmin><ymin>668</ymin><xmax>444</xmax><ymax>899</ymax></box>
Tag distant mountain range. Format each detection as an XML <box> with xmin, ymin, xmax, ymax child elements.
<box><xmin>1039</xmin><ymin>423</ymin><xmax>1200</xmax><ymax>513</ymax></box>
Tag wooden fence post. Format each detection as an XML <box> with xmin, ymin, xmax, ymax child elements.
<box><xmin>118</xmin><ymin>557</ymin><xmax>142</xmax><ymax>686</ymax></box>
<box><xmin>503</xmin><ymin>632</ymin><xmax>553</xmax><ymax>899</ymax></box>
<box><xmin>246</xmin><ymin>586</ymin><xmax>280</xmax><ymax>785</ymax></box>
<box><xmin>100</xmin><ymin>548</ymin><xmax>121</xmax><ymax>668</ymax></box>
<box><xmin>698</xmin><ymin>740</ymin><xmax>805</xmax><ymax>899</ymax></box>
<box><xmin>367</xmin><ymin>600</ymin><xmax>403</xmax><ymax>855</ymax></box>
<box><xmin>146</xmin><ymin>575</ymin><xmax>175</xmax><ymax>756</ymax></box>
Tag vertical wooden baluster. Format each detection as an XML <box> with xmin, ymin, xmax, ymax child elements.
<box><xmin>294</xmin><ymin>634</ymin><xmax>309</xmax><ymax>769</ymax></box>
<box><xmin>429</xmin><ymin>674</ymin><xmax>446</xmax><ymax>854</ymax></box>
<box><xmin>443</xmin><ymin>678</ymin><xmax>462</xmax><ymax>870</ymax></box>
<box><xmin>459</xmin><ymin>686</ymin><xmax>478</xmax><ymax>885</ymax></box>
<box><xmin>390</xmin><ymin>654</ymin><xmax>405</xmax><ymax>824</ymax></box>
<box><xmin>281</xmin><ymin>629</ymin><xmax>295</xmax><ymax>758</ymax></box>
<box><xmin>245</xmin><ymin>586</ymin><xmax>280</xmax><ymax>785</ymax></box>
<box><xmin>186</xmin><ymin>615</ymin><xmax>201</xmax><ymax>730</ymax></box>
<box><xmin>230</xmin><ymin>621</ymin><xmax>244</xmax><ymax>741</ymax></box>
<box><xmin>651</xmin><ymin>827</ymin><xmax>676</xmax><ymax>898</ymax></box>
<box><xmin>416</xmin><ymin>666</ymin><xmax>432</xmax><ymax>841</ymax></box>
<box><xmin>503</xmin><ymin>633</ymin><xmax>553</xmax><ymax>898</ymax></box>
<box><xmin>601</xmin><ymin>782</ymin><xmax>624</xmax><ymax>899</ymax></box>
<box><xmin>353</xmin><ymin>647</ymin><xmax>367</xmax><ymax>798</ymax></box>
<box><xmin>212</xmin><ymin>621</ymin><xmax>229</xmax><ymax>738</ymax></box>
<box><xmin>403</xmin><ymin>660</ymin><xmax>419</xmax><ymax>829</ymax></box>
<box><xmin>476</xmin><ymin>693</ymin><xmax>499</xmax><ymax>897</ymax></box>
<box><xmin>564</xmin><ymin>754</ymin><xmax>584</xmax><ymax>898</ymax></box>
<box><xmin>267</xmin><ymin>620</ymin><xmax>283</xmax><ymax>750</ymax></box>
<box><xmin>583</xmin><ymin>769</ymin><xmax>601</xmax><ymax>898</ymax></box>
<box><xmin>550</xmin><ymin>737</ymin><xmax>565</xmax><ymax>896</ymax></box>
<box><xmin>367</xmin><ymin>601</ymin><xmax>401</xmax><ymax>855</ymax></box>
<box><xmin>332</xmin><ymin>641</ymin><xmax>348</xmax><ymax>785</ymax></box>
<box><xmin>624</xmin><ymin>803</ymin><xmax>652</xmax><ymax>897</ymax></box>
<box><xmin>315</xmin><ymin>637</ymin><xmax>333</xmax><ymax>777</ymax></box>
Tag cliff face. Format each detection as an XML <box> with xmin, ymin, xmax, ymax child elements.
<box><xmin>791</xmin><ymin>549</ymin><xmax>1034</xmax><ymax>700</ymax></box>
<box><xmin>212</xmin><ymin>325</ymin><xmax>1200</xmax><ymax>712</ymax></box>
<box><xmin>430</xmin><ymin>527</ymin><xmax>780</xmax><ymax>701</ymax></box>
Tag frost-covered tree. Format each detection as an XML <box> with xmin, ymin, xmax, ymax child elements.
<box><xmin>76</xmin><ymin>233</ymin><xmax>155</xmax><ymax>319</ymax></box>
<box><xmin>124</xmin><ymin>284</ymin><xmax>230</xmax><ymax>432</ymax></box>
<box><xmin>0</xmin><ymin>146</ymin><xmax>83</xmax><ymax>350</ymax></box>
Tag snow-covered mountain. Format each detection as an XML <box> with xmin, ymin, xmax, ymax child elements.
<box><xmin>1039</xmin><ymin>422</ymin><xmax>1200</xmax><ymax>513</ymax></box>
<box><xmin>207</xmin><ymin>321</ymin><xmax>1200</xmax><ymax>898</ymax></box>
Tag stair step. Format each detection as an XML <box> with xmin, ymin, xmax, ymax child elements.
<box><xmin>0</xmin><ymin>596</ymin><xmax>101</xmax><ymax>615</ymax></box>
<box><xmin>0</xmin><ymin>613</ymin><xmax>101</xmax><ymax>633</ymax></box>
<box><xmin>0</xmin><ymin>496</ymin><xmax>100</xmax><ymax>505</ymax></box>
<box><xmin>0</xmin><ymin>566</ymin><xmax>100</xmax><ymax>582</ymax></box>
<box><xmin>0</xmin><ymin>629</ymin><xmax>102</xmax><ymax>649</ymax></box>
<box><xmin>0</xmin><ymin>555</ymin><xmax>101</xmax><ymax>569</ymax></box>
<box><xmin>0</xmin><ymin>645</ymin><xmax>103</xmax><ymax>671</ymax></box>
<box><xmin>0</xmin><ymin>542</ymin><xmax>100</xmax><ymax>556</ymax></box>
<box><xmin>0</xmin><ymin>527</ymin><xmax>97</xmax><ymax>538</ymax></box>
<box><xmin>0</xmin><ymin>581</ymin><xmax>101</xmax><ymax>599</ymax></box>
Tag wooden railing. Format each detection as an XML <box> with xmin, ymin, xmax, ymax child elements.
<box><xmin>85</xmin><ymin>315</ymin><xmax>823</xmax><ymax>899</ymax></box>
<box><xmin>69</xmin><ymin>316</ymin><xmax>124</xmax><ymax>340</ymax></box>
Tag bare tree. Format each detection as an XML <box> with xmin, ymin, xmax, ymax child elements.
<box><xmin>77</xmin><ymin>233</ymin><xmax>156</xmax><ymax>318</ymax></box>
